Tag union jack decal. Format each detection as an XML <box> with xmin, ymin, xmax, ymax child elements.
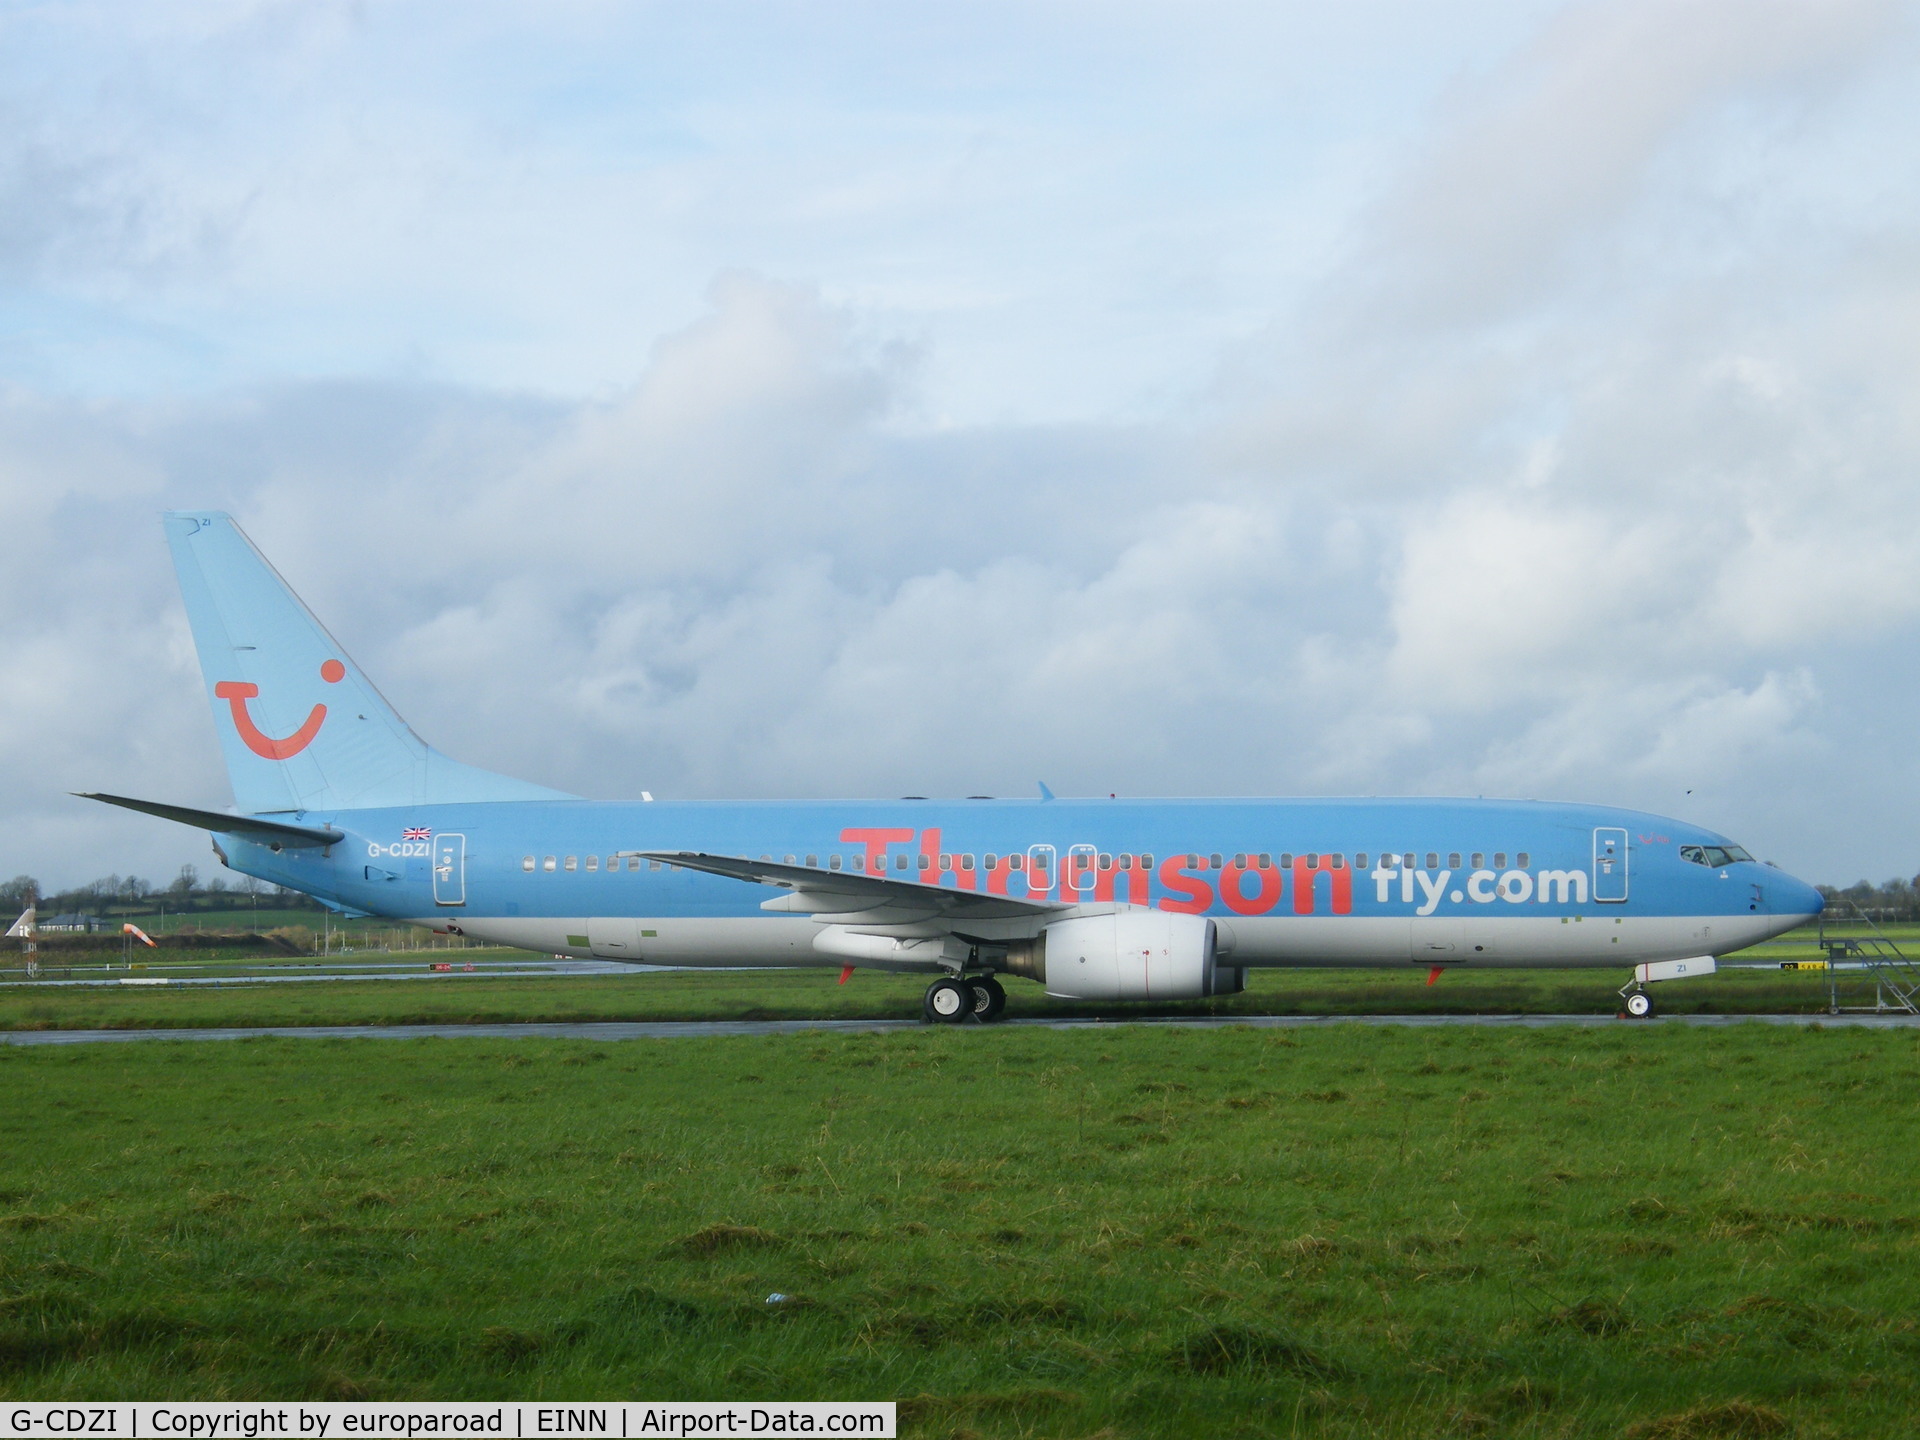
<box><xmin>402</xmin><ymin>827</ymin><xmax>432</xmax><ymax>840</ymax></box>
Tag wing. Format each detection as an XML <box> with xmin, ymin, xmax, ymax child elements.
<box><xmin>636</xmin><ymin>850</ymin><xmax>1065</xmax><ymax>924</ymax></box>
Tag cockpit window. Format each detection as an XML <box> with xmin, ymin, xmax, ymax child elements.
<box><xmin>1681</xmin><ymin>844</ymin><xmax>1755</xmax><ymax>868</ymax></box>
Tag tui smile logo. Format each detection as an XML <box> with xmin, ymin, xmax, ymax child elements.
<box><xmin>215</xmin><ymin>659</ymin><xmax>346</xmax><ymax>760</ymax></box>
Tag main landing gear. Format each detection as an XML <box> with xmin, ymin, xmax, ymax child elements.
<box><xmin>922</xmin><ymin>973</ymin><xmax>1008</xmax><ymax>1025</ymax></box>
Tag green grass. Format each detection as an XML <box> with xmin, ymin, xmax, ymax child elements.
<box><xmin>3</xmin><ymin>1023</ymin><xmax>1918</xmax><ymax>1436</ymax></box>
<box><xmin>0</xmin><ymin>955</ymin><xmax>1863</xmax><ymax>1031</ymax></box>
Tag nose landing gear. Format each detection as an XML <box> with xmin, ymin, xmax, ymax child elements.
<box><xmin>1618</xmin><ymin>974</ymin><xmax>1655</xmax><ymax>1018</ymax></box>
<box><xmin>922</xmin><ymin>973</ymin><xmax>1009</xmax><ymax>1024</ymax></box>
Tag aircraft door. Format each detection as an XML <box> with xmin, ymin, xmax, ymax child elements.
<box><xmin>1027</xmin><ymin>845</ymin><xmax>1055</xmax><ymax>902</ymax></box>
<box><xmin>433</xmin><ymin>833</ymin><xmax>467</xmax><ymax>907</ymax></box>
<box><xmin>1593</xmin><ymin>828</ymin><xmax>1628</xmax><ymax>903</ymax></box>
<box><xmin>1066</xmin><ymin>843</ymin><xmax>1098</xmax><ymax>898</ymax></box>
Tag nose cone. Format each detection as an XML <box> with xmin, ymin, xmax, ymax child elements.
<box><xmin>1774</xmin><ymin>870</ymin><xmax>1825</xmax><ymax>920</ymax></box>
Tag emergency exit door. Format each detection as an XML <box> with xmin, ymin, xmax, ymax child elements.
<box><xmin>1592</xmin><ymin>828</ymin><xmax>1628</xmax><ymax>903</ymax></box>
<box><xmin>434</xmin><ymin>833</ymin><xmax>467</xmax><ymax>906</ymax></box>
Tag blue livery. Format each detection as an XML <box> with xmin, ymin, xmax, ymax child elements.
<box><xmin>84</xmin><ymin>513</ymin><xmax>1824</xmax><ymax>1023</ymax></box>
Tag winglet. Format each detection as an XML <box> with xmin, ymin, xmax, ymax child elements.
<box><xmin>1037</xmin><ymin>782</ymin><xmax>1055</xmax><ymax>801</ymax></box>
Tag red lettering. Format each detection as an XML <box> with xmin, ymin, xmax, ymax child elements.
<box><xmin>1219</xmin><ymin>860</ymin><xmax>1283</xmax><ymax>915</ymax></box>
<box><xmin>985</xmin><ymin>855</ymin><xmax>1031</xmax><ymax>897</ymax></box>
<box><xmin>1088</xmin><ymin>860</ymin><xmax>1151</xmax><ymax>906</ymax></box>
<box><xmin>1156</xmin><ymin>855</ymin><xmax>1212</xmax><ymax>914</ymax></box>
<box><xmin>1291</xmin><ymin>855</ymin><xmax>1352</xmax><ymax>915</ymax></box>
<box><xmin>918</xmin><ymin>830</ymin><xmax>977</xmax><ymax>889</ymax></box>
<box><xmin>840</xmin><ymin>827</ymin><xmax>913</xmax><ymax>875</ymax></box>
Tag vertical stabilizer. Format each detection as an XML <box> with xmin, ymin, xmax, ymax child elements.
<box><xmin>165</xmin><ymin>512</ymin><xmax>573</xmax><ymax>814</ymax></box>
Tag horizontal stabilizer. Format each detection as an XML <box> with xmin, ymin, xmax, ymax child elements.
<box><xmin>76</xmin><ymin>792</ymin><xmax>344</xmax><ymax>847</ymax></box>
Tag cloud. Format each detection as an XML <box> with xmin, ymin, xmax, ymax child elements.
<box><xmin>4</xmin><ymin>1</ymin><xmax>1920</xmax><ymax>896</ymax></box>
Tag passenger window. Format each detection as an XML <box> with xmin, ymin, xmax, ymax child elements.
<box><xmin>1209</xmin><ymin>853</ymin><xmax>1222</xmax><ymax>869</ymax></box>
<box><xmin>1426</xmin><ymin>853</ymin><xmax>1438</xmax><ymax>870</ymax></box>
<box><xmin>608</xmin><ymin>857</ymin><xmax>619</xmax><ymax>872</ymax></box>
<box><xmin>1280</xmin><ymin>853</ymin><xmax>1293</xmax><ymax>868</ymax></box>
<box><xmin>1470</xmin><ymin>853</ymin><xmax>1483</xmax><ymax>869</ymax></box>
<box><xmin>1009</xmin><ymin>854</ymin><xmax>1023</xmax><ymax>869</ymax></box>
<box><xmin>564</xmin><ymin>856</ymin><xmax>577</xmax><ymax>871</ymax></box>
<box><xmin>784</xmin><ymin>854</ymin><xmax>796</xmax><ymax>865</ymax></box>
<box><xmin>1448</xmin><ymin>853</ymin><xmax>1461</xmax><ymax>869</ymax></box>
<box><xmin>1356</xmin><ymin>853</ymin><xmax>1368</xmax><ymax>870</ymax></box>
<box><xmin>805</xmin><ymin>855</ymin><xmax>818</xmax><ymax>867</ymax></box>
<box><xmin>897</xmin><ymin>855</ymin><xmax>909</xmax><ymax>870</ymax></box>
<box><xmin>1186</xmin><ymin>854</ymin><xmax>1200</xmax><ymax>869</ymax></box>
<box><xmin>522</xmin><ymin>856</ymin><xmax>535</xmax><ymax>872</ymax></box>
<box><xmin>1140</xmin><ymin>853</ymin><xmax>1154</xmax><ymax>868</ymax></box>
<box><xmin>1118</xmin><ymin>854</ymin><xmax>1131</xmax><ymax>870</ymax></box>
<box><xmin>649</xmin><ymin>860</ymin><xmax>661</xmax><ymax>871</ymax></box>
<box><xmin>544</xmin><ymin>856</ymin><xmax>557</xmax><ymax>871</ymax></box>
<box><xmin>629</xmin><ymin>856</ymin><xmax>640</xmax><ymax>870</ymax></box>
<box><xmin>1404</xmin><ymin>853</ymin><xmax>1416</xmax><ymax>869</ymax></box>
<box><xmin>939</xmin><ymin>854</ymin><xmax>952</xmax><ymax>871</ymax></box>
<box><xmin>852</xmin><ymin>855</ymin><xmax>864</xmax><ymax>871</ymax></box>
<box><xmin>918</xmin><ymin>855</ymin><xmax>930</xmax><ymax>870</ymax></box>
<box><xmin>962</xmin><ymin>854</ymin><xmax>976</xmax><ymax>871</ymax></box>
<box><xmin>1330</xmin><ymin>854</ymin><xmax>1344</xmax><ymax>869</ymax></box>
<box><xmin>1494</xmin><ymin>853</ymin><xmax>1506</xmax><ymax>869</ymax></box>
<box><xmin>829</xmin><ymin>854</ymin><xmax>842</xmax><ymax>870</ymax></box>
<box><xmin>1098</xmin><ymin>853</ymin><xmax>1112</xmax><ymax>870</ymax></box>
<box><xmin>986</xmin><ymin>853</ymin><xmax>998</xmax><ymax>868</ymax></box>
<box><xmin>1231</xmin><ymin>854</ymin><xmax>1246</xmax><ymax>869</ymax></box>
<box><xmin>1257</xmin><ymin>853</ymin><xmax>1271</xmax><ymax>869</ymax></box>
<box><xmin>586</xmin><ymin>855</ymin><xmax>599</xmax><ymax>871</ymax></box>
<box><xmin>1517</xmin><ymin>852</ymin><xmax>1530</xmax><ymax>869</ymax></box>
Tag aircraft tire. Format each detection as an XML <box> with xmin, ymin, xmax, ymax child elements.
<box><xmin>970</xmin><ymin>975</ymin><xmax>1007</xmax><ymax>1022</ymax></box>
<box><xmin>1625</xmin><ymin>992</ymin><xmax>1654</xmax><ymax>1019</ymax></box>
<box><xmin>924</xmin><ymin>977</ymin><xmax>975</xmax><ymax>1025</ymax></box>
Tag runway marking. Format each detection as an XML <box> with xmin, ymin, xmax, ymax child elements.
<box><xmin>1</xmin><ymin>1014</ymin><xmax>1915</xmax><ymax>1045</ymax></box>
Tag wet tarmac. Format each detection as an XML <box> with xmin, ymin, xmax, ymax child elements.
<box><xmin>3</xmin><ymin>1012</ymin><xmax>1916</xmax><ymax>1045</ymax></box>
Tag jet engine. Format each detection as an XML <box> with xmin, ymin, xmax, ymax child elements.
<box><xmin>1003</xmin><ymin>911</ymin><xmax>1239</xmax><ymax>1000</ymax></box>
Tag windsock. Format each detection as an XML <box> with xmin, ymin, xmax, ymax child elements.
<box><xmin>123</xmin><ymin>923</ymin><xmax>157</xmax><ymax>948</ymax></box>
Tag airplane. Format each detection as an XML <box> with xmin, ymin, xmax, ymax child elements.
<box><xmin>81</xmin><ymin>512</ymin><xmax>1824</xmax><ymax>1023</ymax></box>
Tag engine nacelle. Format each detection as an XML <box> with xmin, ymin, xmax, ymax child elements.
<box><xmin>1013</xmin><ymin>911</ymin><xmax>1225</xmax><ymax>1001</ymax></box>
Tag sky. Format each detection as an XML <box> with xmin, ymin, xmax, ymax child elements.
<box><xmin>3</xmin><ymin>0</ymin><xmax>1920</xmax><ymax>894</ymax></box>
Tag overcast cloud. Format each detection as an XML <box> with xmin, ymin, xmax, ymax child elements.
<box><xmin>3</xmin><ymin>0</ymin><xmax>1919</xmax><ymax>893</ymax></box>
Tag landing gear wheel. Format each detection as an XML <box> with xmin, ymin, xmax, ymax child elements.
<box><xmin>1625</xmin><ymin>991</ymin><xmax>1653</xmax><ymax>1019</ymax></box>
<box><xmin>969</xmin><ymin>975</ymin><xmax>1007</xmax><ymax>1022</ymax></box>
<box><xmin>924</xmin><ymin>977</ymin><xmax>975</xmax><ymax>1025</ymax></box>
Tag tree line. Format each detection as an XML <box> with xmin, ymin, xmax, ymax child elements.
<box><xmin>0</xmin><ymin>863</ymin><xmax>324</xmax><ymax>919</ymax></box>
<box><xmin>1816</xmin><ymin>876</ymin><xmax>1920</xmax><ymax>923</ymax></box>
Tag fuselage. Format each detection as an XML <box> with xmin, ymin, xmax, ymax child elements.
<box><xmin>221</xmin><ymin>794</ymin><xmax>1823</xmax><ymax>971</ymax></box>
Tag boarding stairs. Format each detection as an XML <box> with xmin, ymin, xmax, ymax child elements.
<box><xmin>1815</xmin><ymin>906</ymin><xmax>1920</xmax><ymax>1015</ymax></box>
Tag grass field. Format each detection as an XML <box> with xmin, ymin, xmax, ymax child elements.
<box><xmin>0</xmin><ymin>952</ymin><xmax>1872</xmax><ymax>1031</ymax></box>
<box><xmin>3</xmin><ymin>1022</ymin><xmax>1918</xmax><ymax>1435</ymax></box>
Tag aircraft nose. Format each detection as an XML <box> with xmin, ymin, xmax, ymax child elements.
<box><xmin>1775</xmin><ymin>871</ymin><xmax>1825</xmax><ymax>918</ymax></box>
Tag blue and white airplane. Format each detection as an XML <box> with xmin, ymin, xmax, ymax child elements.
<box><xmin>84</xmin><ymin>513</ymin><xmax>1823</xmax><ymax>1022</ymax></box>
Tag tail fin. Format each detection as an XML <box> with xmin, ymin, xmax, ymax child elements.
<box><xmin>165</xmin><ymin>512</ymin><xmax>573</xmax><ymax>814</ymax></box>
